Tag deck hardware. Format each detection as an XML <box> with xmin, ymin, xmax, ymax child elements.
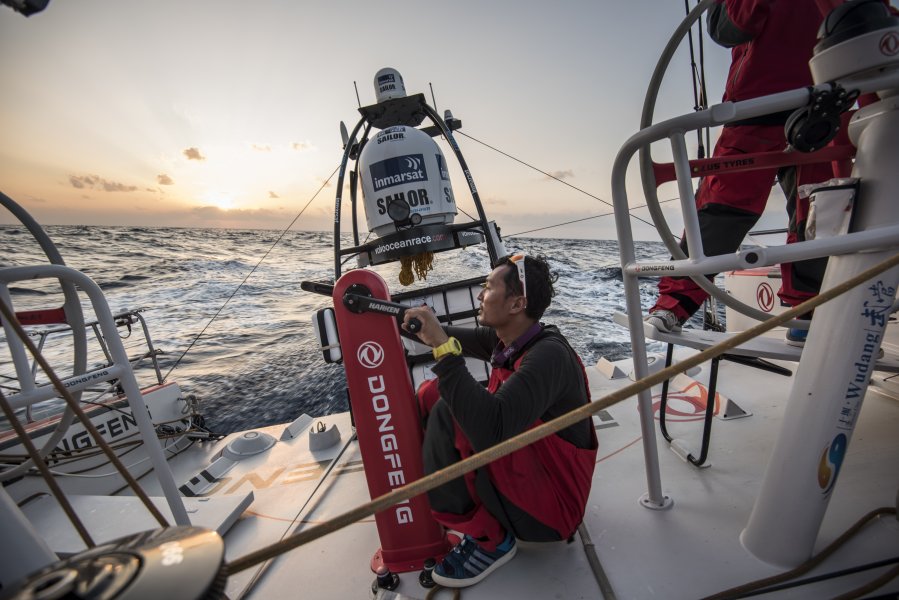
<box><xmin>373</xmin><ymin>565</ymin><xmax>400</xmax><ymax>592</ymax></box>
<box><xmin>309</xmin><ymin>422</ymin><xmax>341</xmax><ymax>451</ymax></box>
<box><xmin>418</xmin><ymin>558</ymin><xmax>436</xmax><ymax>588</ymax></box>
<box><xmin>222</xmin><ymin>431</ymin><xmax>276</xmax><ymax>460</ymax></box>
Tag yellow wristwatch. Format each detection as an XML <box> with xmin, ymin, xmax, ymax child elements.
<box><xmin>433</xmin><ymin>337</ymin><xmax>462</xmax><ymax>360</ymax></box>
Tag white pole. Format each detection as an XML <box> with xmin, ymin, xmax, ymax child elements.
<box><xmin>0</xmin><ymin>486</ymin><xmax>57</xmax><ymax>588</ymax></box>
<box><xmin>742</xmin><ymin>98</ymin><xmax>899</xmax><ymax>566</ymax></box>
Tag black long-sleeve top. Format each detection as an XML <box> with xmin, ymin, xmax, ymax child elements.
<box><xmin>431</xmin><ymin>324</ymin><xmax>593</xmax><ymax>453</ymax></box>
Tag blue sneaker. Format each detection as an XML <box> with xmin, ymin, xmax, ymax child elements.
<box><xmin>786</xmin><ymin>327</ymin><xmax>808</xmax><ymax>347</ymax></box>
<box><xmin>431</xmin><ymin>533</ymin><xmax>518</xmax><ymax>588</ymax></box>
<box><xmin>644</xmin><ymin>309</ymin><xmax>683</xmax><ymax>333</ymax></box>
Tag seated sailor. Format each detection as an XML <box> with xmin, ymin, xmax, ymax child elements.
<box><xmin>403</xmin><ymin>253</ymin><xmax>598</xmax><ymax>588</ymax></box>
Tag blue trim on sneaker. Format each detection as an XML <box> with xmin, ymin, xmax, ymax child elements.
<box><xmin>786</xmin><ymin>327</ymin><xmax>808</xmax><ymax>347</ymax></box>
<box><xmin>431</xmin><ymin>533</ymin><xmax>518</xmax><ymax>588</ymax></box>
<box><xmin>645</xmin><ymin>309</ymin><xmax>683</xmax><ymax>333</ymax></box>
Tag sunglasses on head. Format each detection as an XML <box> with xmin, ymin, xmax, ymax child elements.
<box><xmin>509</xmin><ymin>254</ymin><xmax>527</xmax><ymax>298</ymax></box>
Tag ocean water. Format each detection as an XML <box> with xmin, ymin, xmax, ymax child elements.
<box><xmin>1</xmin><ymin>225</ymin><xmax>672</xmax><ymax>434</ymax></box>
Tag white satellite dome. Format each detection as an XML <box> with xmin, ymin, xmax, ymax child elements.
<box><xmin>358</xmin><ymin>125</ymin><xmax>457</xmax><ymax>238</ymax></box>
<box><xmin>373</xmin><ymin>67</ymin><xmax>407</xmax><ymax>103</ymax></box>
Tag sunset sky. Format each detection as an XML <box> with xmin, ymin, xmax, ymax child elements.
<box><xmin>0</xmin><ymin>0</ymin><xmax>756</xmax><ymax>240</ymax></box>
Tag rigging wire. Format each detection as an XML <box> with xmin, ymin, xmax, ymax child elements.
<box><xmin>163</xmin><ymin>165</ymin><xmax>340</xmax><ymax>380</ymax></box>
<box><xmin>164</xmin><ymin>97</ymin><xmax>692</xmax><ymax>373</ymax></box>
<box><xmin>684</xmin><ymin>0</ymin><xmax>709</xmax><ymax>158</ymax></box>
<box><xmin>506</xmin><ymin>196</ymin><xmax>681</xmax><ymax>238</ymax></box>
<box><xmin>685</xmin><ymin>0</ymin><xmax>720</xmax><ymax>329</ymax></box>
<box><xmin>695</xmin><ymin>0</ymin><xmax>712</xmax><ymax>155</ymax></box>
<box><xmin>340</xmin><ymin>232</ymin><xmax>372</xmax><ymax>268</ymax></box>
<box><xmin>455</xmin><ymin>130</ymin><xmax>660</xmax><ymax>231</ymax></box>
<box><xmin>429</xmin><ymin>82</ymin><xmax>438</xmax><ymax>112</ymax></box>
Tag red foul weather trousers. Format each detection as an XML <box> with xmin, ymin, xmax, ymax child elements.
<box><xmin>650</xmin><ymin>123</ymin><xmax>834</xmax><ymax>321</ymax></box>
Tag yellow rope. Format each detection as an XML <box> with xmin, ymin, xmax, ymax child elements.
<box><xmin>225</xmin><ymin>250</ymin><xmax>899</xmax><ymax>575</ymax></box>
<box><xmin>399</xmin><ymin>252</ymin><xmax>435</xmax><ymax>286</ymax></box>
<box><xmin>425</xmin><ymin>584</ymin><xmax>460</xmax><ymax>600</ymax></box>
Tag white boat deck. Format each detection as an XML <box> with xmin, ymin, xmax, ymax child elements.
<box><xmin>582</xmin><ymin>349</ymin><xmax>899</xmax><ymax>599</ymax></box>
<box><xmin>22</xmin><ymin>319</ymin><xmax>899</xmax><ymax>599</ymax></box>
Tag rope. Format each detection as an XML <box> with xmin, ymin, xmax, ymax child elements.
<box><xmin>701</xmin><ymin>507</ymin><xmax>898</xmax><ymax>600</ymax></box>
<box><xmin>0</xmin><ymin>388</ymin><xmax>95</xmax><ymax>547</ymax></box>
<box><xmin>425</xmin><ymin>585</ymin><xmax>460</xmax><ymax>600</ymax></box>
<box><xmin>0</xmin><ymin>296</ymin><xmax>171</xmax><ymax>528</ymax></box>
<box><xmin>235</xmin><ymin>431</ymin><xmax>358</xmax><ymax>599</ymax></box>
<box><xmin>578</xmin><ymin>522</ymin><xmax>617</xmax><ymax>599</ymax></box>
<box><xmin>833</xmin><ymin>562</ymin><xmax>899</xmax><ymax>600</ymax></box>
<box><xmin>225</xmin><ymin>250</ymin><xmax>899</xmax><ymax>575</ymax></box>
<box><xmin>163</xmin><ymin>165</ymin><xmax>340</xmax><ymax>380</ymax></box>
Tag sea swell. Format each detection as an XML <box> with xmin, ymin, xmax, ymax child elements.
<box><xmin>1</xmin><ymin>224</ymin><xmax>670</xmax><ymax>433</ymax></box>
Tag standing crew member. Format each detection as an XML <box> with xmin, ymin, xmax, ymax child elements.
<box><xmin>646</xmin><ymin>0</ymin><xmax>835</xmax><ymax>344</ymax></box>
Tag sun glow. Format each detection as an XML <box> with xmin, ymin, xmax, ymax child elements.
<box><xmin>201</xmin><ymin>191</ymin><xmax>235</xmax><ymax>211</ymax></box>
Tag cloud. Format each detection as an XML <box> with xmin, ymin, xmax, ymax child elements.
<box><xmin>157</xmin><ymin>174</ymin><xmax>174</xmax><ymax>185</ymax></box>
<box><xmin>545</xmin><ymin>170</ymin><xmax>574</xmax><ymax>181</ymax></box>
<box><xmin>69</xmin><ymin>174</ymin><xmax>138</xmax><ymax>192</ymax></box>
<box><xmin>291</xmin><ymin>141</ymin><xmax>312</xmax><ymax>151</ymax></box>
<box><xmin>104</xmin><ymin>181</ymin><xmax>139</xmax><ymax>192</ymax></box>
<box><xmin>183</xmin><ymin>147</ymin><xmax>206</xmax><ymax>161</ymax></box>
<box><xmin>268</xmin><ymin>191</ymin><xmax>279</xmax><ymax>199</ymax></box>
<box><xmin>252</xmin><ymin>143</ymin><xmax>272</xmax><ymax>152</ymax></box>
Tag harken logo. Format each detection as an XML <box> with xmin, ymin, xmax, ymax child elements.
<box><xmin>756</xmin><ymin>282</ymin><xmax>775</xmax><ymax>312</ymax></box>
<box><xmin>880</xmin><ymin>31</ymin><xmax>899</xmax><ymax>56</ymax></box>
<box><xmin>357</xmin><ymin>341</ymin><xmax>385</xmax><ymax>369</ymax></box>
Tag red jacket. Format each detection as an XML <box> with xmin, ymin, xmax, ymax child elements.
<box><xmin>480</xmin><ymin>351</ymin><xmax>598</xmax><ymax>539</ymax></box>
<box><xmin>710</xmin><ymin>0</ymin><xmax>825</xmax><ymax>102</ymax></box>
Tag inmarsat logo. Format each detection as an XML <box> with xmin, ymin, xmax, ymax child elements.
<box><xmin>357</xmin><ymin>341</ymin><xmax>385</xmax><ymax>368</ymax></box>
<box><xmin>880</xmin><ymin>31</ymin><xmax>899</xmax><ymax>56</ymax></box>
<box><xmin>369</xmin><ymin>153</ymin><xmax>428</xmax><ymax>192</ymax></box>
